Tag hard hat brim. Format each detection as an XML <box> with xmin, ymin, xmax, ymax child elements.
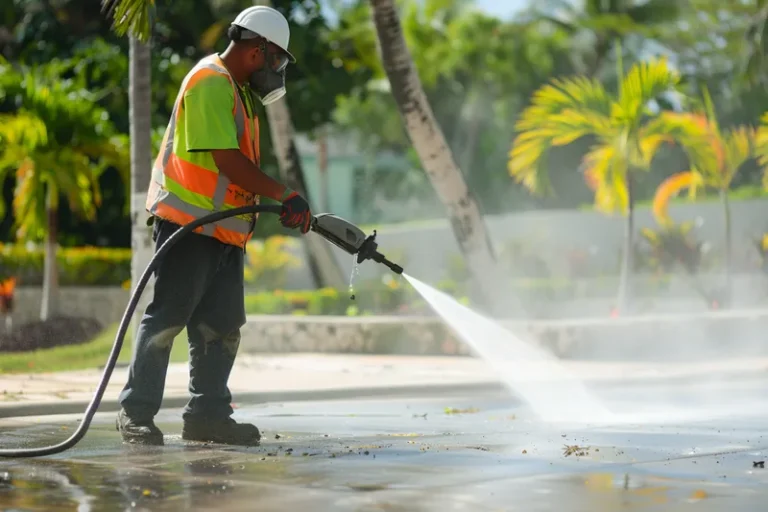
<box><xmin>232</xmin><ymin>24</ymin><xmax>296</xmax><ymax>64</ymax></box>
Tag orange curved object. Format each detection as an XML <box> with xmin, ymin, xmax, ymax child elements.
<box><xmin>0</xmin><ymin>277</ymin><xmax>15</xmax><ymax>314</ymax></box>
<box><xmin>0</xmin><ymin>277</ymin><xmax>16</xmax><ymax>297</ymax></box>
<box><xmin>652</xmin><ymin>171</ymin><xmax>702</xmax><ymax>225</ymax></box>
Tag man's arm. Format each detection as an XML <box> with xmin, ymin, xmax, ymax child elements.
<box><xmin>210</xmin><ymin>149</ymin><xmax>288</xmax><ymax>201</ymax></box>
<box><xmin>183</xmin><ymin>76</ymin><xmax>291</xmax><ymax>201</ymax></box>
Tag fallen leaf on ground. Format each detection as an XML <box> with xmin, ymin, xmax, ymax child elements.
<box><xmin>563</xmin><ymin>445</ymin><xmax>590</xmax><ymax>457</ymax></box>
<box><xmin>444</xmin><ymin>407</ymin><xmax>479</xmax><ymax>415</ymax></box>
<box><xmin>690</xmin><ymin>490</ymin><xmax>708</xmax><ymax>500</ymax></box>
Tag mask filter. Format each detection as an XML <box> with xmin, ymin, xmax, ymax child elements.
<box><xmin>249</xmin><ymin>66</ymin><xmax>286</xmax><ymax>105</ymax></box>
<box><xmin>249</xmin><ymin>43</ymin><xmax>288</xmax><ymax>106</ymax></box>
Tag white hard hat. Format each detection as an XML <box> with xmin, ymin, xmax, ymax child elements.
<box><xmin>231</xmin><ymin>6</ymin><xmax>296</xmax><ymax>63</ymax></box>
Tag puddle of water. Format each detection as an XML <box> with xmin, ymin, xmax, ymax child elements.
<box><xmin>404</xmin><ymin>274</ymin><xmax>614</xmax><ymax>425</ymax></box>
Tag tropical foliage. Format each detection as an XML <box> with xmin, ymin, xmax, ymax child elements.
<box><xmin>0</xmin><ymin>56</ymin><xmax>128</xmax><ymax>319</ymax></box>
<box><xmin>508</xmin><ymin>52</ymin><xmax>714</xmax><ymax>312</ymax></box>
<box><xmin>3</xmin><ymin>0</ymin><xmax>768</xmax><ymax>323</ymax></box>
<box><xmin>243</xmin><ymin>236</ymin><xmax>302</xmax><ymax>291</ymax></box>
<box><xmin>0</xmin><ymin>57</ymin><xmax>129</xmax><ymax>242</ymax></box>
<box><xmin>654</xmin><ymin>92</ymin><xmax>757</xmax><ymax>305</ymax></box>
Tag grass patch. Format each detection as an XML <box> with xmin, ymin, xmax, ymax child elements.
<box><xmin>0</xmin><ymin>323</ymin><xmax>189</xmax><ymax>374</ymax></box>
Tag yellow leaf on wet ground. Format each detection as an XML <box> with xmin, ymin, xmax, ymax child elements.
<box><xmin>690</xmin><ymin>489</ymin><xmax>708</xmax><ymax>500</ymax></box>
<box><xmin>444</xmin><ymin>407</ymin><xmax>479</xmax><ymax>414</ymax></box>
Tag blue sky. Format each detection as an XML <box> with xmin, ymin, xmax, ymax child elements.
<box><xmin>319</xmin><ymin>0</ymin><xmax>534</xmax><ymax>25</ymax></box>
<box><xmin>474</xmin><ymin>0</ymin><xmax>529</xmax><ymax>18</ymax></box>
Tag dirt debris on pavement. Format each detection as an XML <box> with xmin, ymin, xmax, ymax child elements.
<box><xmin>563</xmin><ymin>445</ymin><xmax>590</xmax><ymax>457</ymax></box>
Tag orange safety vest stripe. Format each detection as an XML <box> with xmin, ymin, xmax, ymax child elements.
<box><xmin>164</xmin><ymin>153</ymin><xmax>255</xmax><ymax>208</ymax></box>
<box><xmin>152</xmin><ymin>203</ymin><xmax>250</xmax><ymax>247</ymax></box>
<box><xmin>146</xmin><ymin>55</ymin><xmax>261</xmax><ymax>247</ymax></box>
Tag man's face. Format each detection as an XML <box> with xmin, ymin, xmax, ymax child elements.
<box><xmin>244</xmin><ymin>41</ymin><xmax>289</xmax><ymax>76</ymax></box>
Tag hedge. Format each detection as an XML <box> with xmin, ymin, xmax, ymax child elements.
<box><xmin>243</xmin><ymin>282</ymin><xmax>439</xmax><ymax>316</ymax></box>
<box><xmin>0</xmin><ymin>244</ymin><xmax>131</xmax><ymax>286</ymax></box>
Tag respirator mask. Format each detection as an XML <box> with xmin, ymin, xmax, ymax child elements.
<box><xmin>248</xmin><ymin>42</ymin><xmax>290</xmax><ymax>106</ymax></box>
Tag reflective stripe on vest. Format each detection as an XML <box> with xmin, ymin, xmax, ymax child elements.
<box><xmin>147</xmin><ymin>55</ymin><xmax>258</xmax><ymax>243</ymax></box>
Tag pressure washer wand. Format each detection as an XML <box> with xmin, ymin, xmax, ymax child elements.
<box><xmin>310</xmin><ymin>214</ymin><xmax>403</xmax><ymax>274</ymax></box>
<box><xmin>0</xmin><ymin>205</ymin><xmax>403</xmax><ymax>458</ymax></box>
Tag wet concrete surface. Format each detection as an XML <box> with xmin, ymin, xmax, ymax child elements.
<box><xmin>0</xmin><ymin>378</ymin><xmax>767</xmax><ymax>511</ymax></box>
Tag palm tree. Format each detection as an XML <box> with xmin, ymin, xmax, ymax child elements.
<box><xmin>754</xmin><ymin>111</ymin><xmax>768</xmax><ymax>195</ymax></box>
<box><xmin>128</xmin><ymin>36</ymin><xmax>154</xmax><ymax>338</ymax></box>
<box><xmin>262</xmin><ymin>94</ymin><xmax>347</xmax><ymax>289</ymax></box>
<box><xmin>0</xmin><ymin>58</ymin><xmax>129</xmax><ymax>321</ymax></box>
<box><xmin>99</xmin><ymin>0</ymin><xmax>155</xmax><ymax>336</ymax></box>
<box><xmin>664</xmin><ymin>91</ymin><xmax>756</xmax><ymax>307</ymax></box>
<box><xmin>643</xmin><ymin>171</ymin><xmax>718</xmax><ymax>307</ymax></box>
<box><xmin>368</xmin><ymin>0</ymin><xmax>503</xmax><ymax>311</ymax></box>
<box><xmin>255</xmin><ymin>0</ymin><xmax>345</xmax><ymax>289</ymax></box>
<box><xmin>509</xmin><ymin>51</ymin><xmax>713</xmax><ymax>314</ymax></box>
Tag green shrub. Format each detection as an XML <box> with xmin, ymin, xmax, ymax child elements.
<box><xmin>243</xmin><ymin>236</ymin><xmax>301</xmax><ymax>291</ymax></box>
<box><xmin>0</xmin><ymin>244</ymin><xmax>130</xmax><ymax>286</ymax></box>
<box><xmin>243</xmin><ymin>279</ymin><xmax>432</xmax><ymax>316</ymax></box>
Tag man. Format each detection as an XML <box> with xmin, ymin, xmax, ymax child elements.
<box><xmin>116</xmin><ymin>6</ymin><xmax>310</xmax><ymax>446</ymax></box>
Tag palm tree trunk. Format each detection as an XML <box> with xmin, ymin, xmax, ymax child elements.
<box><xmin>720</xmin><ymin>189</ymin><xmax>732</xmax><ymax>308</ymax></box>
<box><xmin>265</xmin><ymin>96</ymin><xmax>347</xmax><ymax>289</ymax></box>
<box><xmin>317</xmin><ymin>126</ymin><xmax>329</xmax><ymax>212</ymax></box>
<box><xmin>129</xmin><ymin>35</ymin><xmax>154</xmax><ymax>337</ymax></box>
<box><xmin>616</xmin><ymin>173</ymin><xmax>635</xmax><ymax>315</ymax></box>
<box><xmin>253</xmin><ymin>0</ymin><xmax>346</xmax><ymax>290</ymax></box>
<box><xmin>40</xmin><ymin>187</ymin><xmax>59</xmax><ymax>321</ymax></box>
<box><xmin>369</xmin><ymin>0</ymin><xmax>502</xmax><ymax>311</ymax></box>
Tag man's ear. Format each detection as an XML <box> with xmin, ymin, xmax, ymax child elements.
<box><xmin>249</xmin><ymin>47</ymin><xmax>263</xmax><ymax>68</ymax></box>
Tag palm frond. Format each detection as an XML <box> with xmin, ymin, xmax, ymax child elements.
<box><xmin>615</xmin><ymin>57</ymin><xmax>680</xmax><ymax>126</ymax></box>
<box><xmin>508</xmin><ymin>130</ymin><xmax>554</xmax><ymax>196</ymax></box>
<box><xmin>582</xmin><ymin>142</ymin><xmax>628</xmax><ymax>214</ymax></box>
<box><xmin>516</xmin><ymin>76</ymin><xmax>613</xmax><ymax>132</ymax></box>
<box><xmin>652</xmin><ymin>171</ymin><xmax>704</xmax><ymax>226</ymax></box>
<box><xmin>756</xmin><ymin>112</ymin><xmax>768</xmax><ymax>188</ymax></box>
<box><xmin>0</xmin><ymin>113</ymin><xmax>48</xmax><ymax>151</ymax></box>
<box><xmin>12</xmin><ymin>159</ymin><xmax>46</xmax><ymax>241</ymax></box>
<box><xmin>721</xmin><ymin>126</ymin><xmax>756</xmax><ymax>187</ymax></box>
<box><xmin>641</xmin><ymin>112</ymin><xmax>719</xmax><ymax>175</ymax></box>
<box><xmin>101</xmin><ymin>0</ymin><xmax>156</xmax><ymax>41</ymax></box>
<box><xmin>510</xmin><ymin>76</ymin><xmax>615</xmax><ymax>196</ymax></box>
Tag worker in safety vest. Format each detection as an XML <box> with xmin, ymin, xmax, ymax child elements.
<box><xmin>117</xmin><ymin>6</ymin><xmax>309</xmax><ymax>446</ymax></box>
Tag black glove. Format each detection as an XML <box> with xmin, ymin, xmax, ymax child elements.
<box><xmin>280</xmin><ymin>190</ymin><xmax>311</xmax><ymax>234</ymax></box>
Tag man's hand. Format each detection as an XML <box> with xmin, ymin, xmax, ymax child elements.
<box><xmin>280</xmin><ymin>190</ymin><xmax>311</xmax><ymax>234</ymax></box>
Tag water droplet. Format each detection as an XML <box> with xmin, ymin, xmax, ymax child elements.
<box><xmin>348</xmin><ymin>254</ymin><xmax>360</xmax><ymax>300</ymax></box>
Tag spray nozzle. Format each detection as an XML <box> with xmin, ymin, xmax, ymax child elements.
<box><xmin>356</xmin><ymin>231</ymin><xmax>403</xmax><ymax>274</ymax></box>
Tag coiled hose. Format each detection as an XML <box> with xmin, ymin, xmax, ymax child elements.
<box><xmin>0</xmin><ymin>204</ymin><xmax>284</xmax><ymax>458</ymax></box>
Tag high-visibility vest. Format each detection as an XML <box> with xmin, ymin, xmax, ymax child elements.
<box><xmin>146</xmin><ymin>54</ymin><xmax>261</xmax><ymax>248</ymax></box>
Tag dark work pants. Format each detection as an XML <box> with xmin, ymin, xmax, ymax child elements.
<box><xmin>118</xmin><ymin>219</ymin><xmax>246</xmax><ymax>422</ymax></box>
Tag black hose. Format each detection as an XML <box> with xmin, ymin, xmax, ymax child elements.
<box><xmin>0</xmin><ymin>204</ymin><xmax>283</xmax><ymax>458</ymax></box>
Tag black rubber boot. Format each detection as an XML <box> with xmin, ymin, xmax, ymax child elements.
<box><xmin>116</xmin><ymin>409</ymin><xmax>164</xmax><ymax>446</ymax></box>
<box><xmin>182</xmin><ymin>417</ymin><xmax>261</xmax><ymax>446</ymax></box>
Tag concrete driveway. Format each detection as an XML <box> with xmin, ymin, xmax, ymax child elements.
<box><xmin>0</xmin><ymin>374</ymin><xmax>767</xmax><ymax>511</ymax></box>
